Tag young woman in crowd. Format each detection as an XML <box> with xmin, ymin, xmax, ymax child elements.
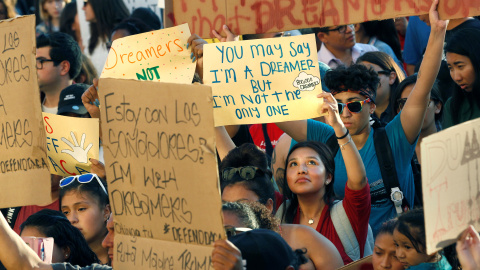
<box><xmin>218</xmin><ymin>139</ymin><xmax>344</xmax><ymax>269</ymax></box>
<box><xmin>443</xmin><ymin>28</ymin><xmax>480</xmax><ymax>129</ymax></box>
<box><xmin>372</xmin><ymin>219</ymin><xmax>404</xmax><ymax>270</ymax></box>
<box><xmin>36</xmin><ymin>0</ymin><xmax>66</xmax><ymax>35</ymax></box>
<box><xmin>19</xmin><ymin>209</ymin><xmax>99</xmax><ymax>266</ymax></box>
<box><xmin>59</xmin><ymin>174</ymin><xmax>111</xmax><ymax>264</ymax></box>
<box><xmin>357</xmin><ymin>51</ymin><xmax>406</xmax><ymax>123</ymax></box>
<box><xmin>393</xmin><ymin>208</ymin><xmax>452</xmax><ymax>269</ymax></box>
<box><xmin>59</xmin><ymin>1</ymin><xmax>83</xmax><ymax>51</ymax></box>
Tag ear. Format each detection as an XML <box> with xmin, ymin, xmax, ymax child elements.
<box><xmin>103</xmin><ymin>204</ymin><xmax>111</xmax><ymax>222</ymax></box>
<box><xmin>317</xmin><ymin>32</ymin><xmax>328</xmax><ymax>44</ymax></box>
<box><xmin>63</xmin><ymin>246</ymin><xmax>71</xmax><ymax>260</ymax></box>
<box><xmin>434</xmin><ymin>102</ymin><xmax>442</xmax><ymax>114</ymax></box>
<box><xmin>369</xmin><ymin>102</ymin><xmax>376</xmax><ymax>114</ymax></box>
<box><xmin>59</xmin><ymin>60</ymin><xmax>71</xmax><ymax>77</ymax></box>
<box><xmin>265</xmin><ymin>198</ymin><xmax>274</xmax><ymax>213</ymax></box>
<box><xmin>354</xmin><ymin>23</ymin><xmax>361</xmax><ymax>32</ymax></box>
<box><xmin>325</xmin><ymin>173</ymin><xmax>333</xmax><ymax>185</ymax></box>
<box><xmin>388</xmin><ymin>72</ymin><xmax>397</xmax><ymax>85</ymax></box>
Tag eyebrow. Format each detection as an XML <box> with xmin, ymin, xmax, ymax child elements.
<box><xmin>453</xmin><ymin>61</ymin><xmax>465</xmax><ymax>65</ymax></box>
<box><xmin>374</xmin><ymin>245</ymin><xmax>384</xmax><ymax>251</ymax></box>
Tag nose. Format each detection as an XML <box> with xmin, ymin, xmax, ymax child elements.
<box><xmin>396</xmin><ymin>248</ymin><xmax>405</xmax><ymax>260</ymax></box>
<box><xmin>298</xmin><ymin>163</ymin><xmax>307</xmax><ymax>174</ymax></box>
<box><xmin>69</xmin><ymin>211</ymin><xmax>79</xmax><ymax>224</ymax></box>
<box><xmin>346</xmin><ymin>25</ymin><xmax>354</xmax><ymax>34</ymax></box>
<box><xmin>102</xmin><ymin>231</ymin><xmax>114</xmax><ymax>249</ymax></box>
<box><xmin>341</xmin><ymin>106</ymin><xmax>352</xmax><ymax>117</ymax></box>
<box><xmin>380</xmin><ymin>255</ymin><xmax>392</xmax><ymax>269</ymax></box>
<box><xmin>451</xmin><ymin>69</ymin><xmax>462</xmax><ymax>83</ymax></box>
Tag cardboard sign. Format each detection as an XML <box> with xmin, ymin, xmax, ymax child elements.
<box><xmin>338</xmin><ymin>255</ymin><xmax>373</xmax><ymax>270</ymax></box>
<box><xmin>166</xmin><ymin>0</ymin><xmax>480</xmax><ymax>38</ymax></box>
<box><xmin>42</xmin><ymin>113</ymin><xmax>99</xmax><ymax>177</ymax></box>
<box><xmin>0</xmin><ymin>16</ymin><xmax>52</xmax><ymax>208</ymax></box>
<box><xmin>98</xmin><ymin>78</ymin><xmax>224</xmax><ymax>269</ymax></box>
<box><xmin>421</xmin><ymin>118</ymin><xmax>480</xmax><ymax>254</ymax></box>
<box><xmin>203</xmin><ymin>34</ymin><xmax>322</xmax><ymax>126</ymax></box>
<box><xmin>101</xmin><ymin>24</ymin><xmax>195</xmax><ymax>84</ymax></box>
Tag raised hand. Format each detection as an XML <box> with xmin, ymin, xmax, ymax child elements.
<box><xmin>61</xmin><ymin>132</ymin><xmax>93</xmax><ymax>164</ymax></box>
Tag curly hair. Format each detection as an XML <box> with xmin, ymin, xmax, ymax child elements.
<box><xmin>324</xmin><ymin>64</ymin><xmax>380</xmax><ymax>101</ymax></box>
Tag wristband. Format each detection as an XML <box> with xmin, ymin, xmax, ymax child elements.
<box><xmin>336</xmin><ymin>128</ymin><xmax>349</xmax><ymax>140</ymax></box>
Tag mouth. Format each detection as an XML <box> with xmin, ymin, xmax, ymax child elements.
<box><xmin>343</xmin><ymin>122</ymin><xmax>352</xmax><ymax>127</ymax></box>
<box><xmin>295</xmin><ymin>177</ymin><xmax>310</xmax><ymax>183</ymax></box>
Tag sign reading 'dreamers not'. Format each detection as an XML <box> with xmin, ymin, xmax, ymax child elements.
<box><xmin>421</xmin><ymin>117</ymin><xmax>480</xmax><ymax>255</ymax></box>
<box><xmin>204</xmin><ymin>34</ymin><xmax>323</xmax><ymax>126</ymax></box>
<box><xmin>101</xmin><ymin>24</ymin><xmax>195</xmax><ymax>84</ymax></box>
<box><xmin>42</xmin><ymin>113</ymin><xmax>99</xmax><ymax>177</ymax></box>
<box><xmin>0</xmin><ymin>16</ymin><xmax>51</xmax><ymax>208</ymax></box>
<box><xmin>98</xmin><ymin>78</ymin><xmax>224</xmax><ymax>269</ymax></box>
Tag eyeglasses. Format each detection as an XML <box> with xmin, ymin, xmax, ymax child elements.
<box><xmin>36</xmin><ymin>58</ymin><xmax>55</xmax><ymax>69</ymax></box>
<box><xmin>222</xmin><ymin>166</ymin><xmax>261</xmax><ymax>181</ymax></box>
<box><xmin>397</xmin><ymin>98</ymin><xmax>434</xmax><ymax>111</ymax></box>
<box><xmin>224</xmin><ymin>226</ymin><xmax>252</xmax><ymax>237</ymax></box>
<box><xmin>59</xmin><ymin>173</ymin><xmax>107</xmax><ymax>194</ymax></box>
<box><xmin>325</xmin><ymin>24</ymin><xmax>354</xmax><ymax>34</ymax></box>
<box><xmin>337</xmin><ymin>98</ymin><xmax>371</xmax><ymax>114</ymax></box>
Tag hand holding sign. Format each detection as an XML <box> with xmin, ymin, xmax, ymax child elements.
<box><xmin>456</xmin><ymin>226</ymin><xmax>480</xmax><ymax>270</ymax></box>
<box><xmin>61</xmin><ymin>132</ymin><xmax>93</xmax><ymax>164</ymax></box>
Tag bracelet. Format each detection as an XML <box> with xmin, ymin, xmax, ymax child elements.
<box><xmin>336</xmin><ymin>128</ymin><xmax>349</xmax><ymax>140</ymax></box>
<box><xmin>339</xmin><ymin>137</ymin><xmax>352</xmax><ymax>150</ymax></box>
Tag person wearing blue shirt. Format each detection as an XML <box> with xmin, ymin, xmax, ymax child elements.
<box><xmin>276</xmin><ymin>2</ymin><xmax>447</xmax><ymax>235</ymax></box>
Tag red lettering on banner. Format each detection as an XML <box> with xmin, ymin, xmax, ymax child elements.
<box><xmin>394</xmin><ymin>0</ymin><xmax>417</xmax><ymax>12</ymax></box>
<box><xmin>60</xmin><ymin>160</ymin><xmax>75</xmax><ymax>176</ymax></box>
<box><xmin>343</xmin><ymin>0</ymin><xmax>360</xmax><ymax>23</ymax></box>
<box><xmin>200</xmin><ymin>0</ymin><xmax>218</xmax><ymax>12</ymax></box>
<box><xmin>180</xmin><ymin>0</ymin><xmax>187</xmax><ymax>12</ymax></box>
<box><xmin>250</xmin><ymin>0</ymin><xmax>302</xmax><ymax>34</ymax></box>
<box><xmin>367</xmin><ymin>0</ymin><xmax>388</xmax><ymax>17</ymax></box>
<box><xmin>301</xmin><ymin>0</ymin><xmax>321</xmax><ymax>26</ymax></box>
<box><xmin>227</xmin><ymin>6</ymin><xmax>251</xmax><ymax>35</ymax></box>
<box><xmin>442</xmin><ymin>0</ymin><xmax>473</xmax><ymax>18</ymax></box>
<box><xmin>321</xmin><ymin>0</ymin><xmax>340</xmax><ymax>26</ymax></box>
<box><xmin>194</xmin><ymin>9</ymin><xmax>226</xmax><ymax>37</ymax></box>
<box><xmin>417</xmin><ymin>0</ymin><xmax>430</xmax><ymax>13</ymax></box>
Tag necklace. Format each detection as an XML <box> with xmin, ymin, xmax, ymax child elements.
<box><xmin>308</xmin><ymin>218</ymin><xmax>314</xmax><ymax>225</ymax></box>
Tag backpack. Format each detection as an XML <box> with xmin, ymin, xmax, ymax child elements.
<box><xmin>325</xmin><ymin>125</ymin><xmax>423</xmax><ymax>214</ymax></box>
<box><xmin>275</xmin><ymin>200</ymin><xmax>374</xmax><ymax>261</ymax></box>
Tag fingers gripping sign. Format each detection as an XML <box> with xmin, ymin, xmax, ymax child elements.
<box><xmin>61</xmin><ymin>132</ymin><xmax>93</xmax><ymax>164</ymax></box>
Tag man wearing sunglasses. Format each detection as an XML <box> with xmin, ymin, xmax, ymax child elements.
<box><xmin>37</xmin><ymin>32</ymin><xmax>82</xmax><ymax>114</ymax></box>
<box><xmin>277</xmin><ymin>2</ymin><xmax>446</xmax><ymax>235</ymax></box>
<box><xmin>314</xmin><ymin>24</ymin><xmax>377</xmax><ymax>69</ymax></box>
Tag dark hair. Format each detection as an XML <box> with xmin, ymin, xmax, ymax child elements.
<box><xmin>357</xmin><ymin>51</ymin><xmax>405</xmax><ymax>91</ymax></box>
<box><xmin>74</xmin><ymin>54</ymin><xmax>98</xmax><ymax>85</ymax></box>
<box><xmin>395</xmin><ymin>208</ymin><xmax>426</xmax><ymax>253</ymax></box>
<box><xmin>222</xmin><ymin>202</ymin><xmax>259</xmax><ymax>229</ymax></box>
<box><xmin>220</xmin><ymin>144</ymin><xmax>275</xmax><ymax>205</ymax></box>
<box><xmin>112</xmin><ymin>17</ymin><xmax>153</xmax><ymax>37</ymax></box>
<box><xmin>59</xmin><ymin>176</ymin><xmax>109</xmax><ymax>210</ymax></box>
<box><xmin>0</xmin><ymin>0</ymin><xmax>15</xmax><ymax>19</ymax></box>
<box><xmin>282</xmin><ymin>141</ymin><xmax>336</xmax><ymax>223</ymax></box>
<box><xmin>391</xmin><ymin>75</ymin><xmax>443</xmax><ymax>124</ymax></box>
<box><xmin>361</xmin><ymin>19</ymin><xmax>403</xmax><ymax>62</ymax></box>
<box><xmin>130</xmin><ymin>7</ymin><xmax>161</xmax><ymax>30</ymax></box>
<box><xmin>377</xmin><ymin>218</ymin><xmax>397</xmax><ymax>236</ymax></box>
<box><xmin>20</xmin><ymin>209</ymin><xmax>99</xmax><ymax>266</ymax></box>
<box><xmin>246</xmin><ymin>202</ymin><xmax>280</xmax><ymax>232</ymax></box>
<box><xmin>324</xmin><ymin>64</ymin><xmax>380</xmax><ymax>100</ymax></box>
<box><xmin>444</xmin><ymin>28</ymin><xmax>480</xmax><ymax>125</ymax></box>
<box><xmin>59</xmin><ymin>1</ymin><xmax>78</xmax><ymax>42</ymax></box>
<box><xmin>37</xmin><ymin>32</ymin><xmax>82</xmax><ymax>79</ymax></box>
<box><xmin>87</xmin><ymin>0</ymin><xmax>130</xmax><ymax>54</ymax></box>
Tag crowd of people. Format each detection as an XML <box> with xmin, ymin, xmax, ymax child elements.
<box><xmin>0</xmin><ymin>0</ymin><xmax>480</xmax><ymax>269</ymax></box>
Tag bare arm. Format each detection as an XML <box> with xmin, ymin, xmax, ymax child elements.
<box><xmin>400</xmin><ymin>0</ymin><xmax>447</xmax><ymax>144</ymax></box>
<box><xmin>215</xmin><ymin>126</ymin><xmax>236</xmax><ymax>160</ymax></box>
<box><xmin>271</xmin><ymin>133</ymin><xmax>292</xmax><ymax>193</ymax></box>
<box><xmin>0</xmin><ymin>212</ymin><xmax>52</xmax><ymax>270</ymax></box>
<box><xmin>320</xmin><ymin>92</ymin><xmax>366</xmax><ymax>190</ymax></box>
<box><xmin>274</xmin><ymin>120</ymin><xmax>308</xmax><ymax>143</ymax></box>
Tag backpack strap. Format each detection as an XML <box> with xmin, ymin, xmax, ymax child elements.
<box><xmin>262</xmin><ymin>123</ymin><xmax>274</xmax><ymax>158</ymax></box>
<box><xmin>325</xmin><ymin>133</ymin><xmax>339</xmax><ymax>156</ymax></box>
<box><xmin>373</xmin><ymin>127</ymin><xmax>410</xmax><ymax>214</ymax></box>
<box><xmin>331</xmin><ymin>201</ymin><xmax>374</xmax><ymax>261</ymax></box>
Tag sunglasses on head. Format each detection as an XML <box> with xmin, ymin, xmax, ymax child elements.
<box><xmin>222</xmin><ymin>166</ymin><xmax>261</xmax><ymax>181</ymax></box>
<box><xmin>224</xmin><ymin>225</ymin><xmax>252</xmax><ymax>237</ymax></box>
<box><xmin>59</xmin><ymin>173</ymin><xmax>107</xmax><ymax>194</ymax></box>
<box><xmin>337</xmin><ymin>98</ymin><xmax>371</xmax><ymax>114</ymax></box>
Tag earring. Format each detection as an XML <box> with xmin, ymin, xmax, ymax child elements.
<box><xmin>65</xmin><ymin>254</ymin><xmax>69</xmax><ymax>258</ymax></box>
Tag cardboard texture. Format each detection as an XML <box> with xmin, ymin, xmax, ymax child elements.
<box><xmin>421</xmin><ymin>117</ymin><xmax>480</xmax><ymax>255</ymax></box>
<box><xmin>337</xmin><ymin>255</ymin><xmax>373</xmax><ymax>270</ymax></box>
<box><xmin>98</xmin><ymin>78</ymin><xmax>224</xmax><ymax>269</ymax></box>
<box><xmin>114</xmin><ymin>233</ymin><xmax>213</xmax><ymax>269</ymax></box>
<box><xmin>42</xmin><ymin>113</ymin><xmax>99</xmax><ymax>177</ymax></box>
<box><xmin>0</xmin><ymin>15</ymin><xmax>51</xmax><ymax>208</ymax></box>
<box><xmin>167</xmin><ymin>0</ymin><xmax>478</xmax><ymax>38</ymax></box>
<box><xmin>101</xmin><ymin>24</ymin><xmax>196</xmax><ymax>84</ymax></box>
<box><xmin>203</xmin><ymin>34</ymin><xmax>323</xmax><ymax>126</ymax></box>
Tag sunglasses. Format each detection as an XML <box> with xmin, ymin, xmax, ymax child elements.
<box><xmin>222</xmin><ymin>166</ymin><xmax>261</xmax><ymax>181</ymax></box>
<box><xmin>337</xmin><ymin>98</ymin><xmax>371</xmax><ymax>114</ymax></box>
<box><xmin>59</xmin><ymin>173</ymin><xmax>107</xmax><ymax>194</ymax></box>
<box><xmin>224</xmin><ymin>226</ymin><xmax>252</xmax><ymax>237</ymax></box>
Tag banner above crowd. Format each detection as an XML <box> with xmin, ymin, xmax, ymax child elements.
<box><xmin>165</xmin><ymin>0</ymin><xmax>480</xmax><ymax>38</ymax></box>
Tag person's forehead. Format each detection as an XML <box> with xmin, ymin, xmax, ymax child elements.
<box><xmin>36</xmin><ymin>46</ymin><xmax>51</xmax><ymax>57</ymax></box>
<box><xmin>359</xmin><ymin>61</ymin><xmax>382</xmax><ymax>72</ymax></box>
<box><xmin>334</xmin><ymin>91</ymin><xmax>365</xmax><ymax>101</ymax></box>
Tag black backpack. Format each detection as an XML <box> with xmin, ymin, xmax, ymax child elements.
<box><xmin>325</xmin><ymin>125</ymin><xmax>422</xmax><ymax>212</ymax></box>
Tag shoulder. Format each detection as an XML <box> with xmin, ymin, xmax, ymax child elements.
<box><xmin>354</xmin><ymin>43</ymin><xmax>378</xmax><ymax>52</ymax></box>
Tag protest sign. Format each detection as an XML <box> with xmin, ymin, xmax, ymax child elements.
<box><xmin>98</xmin><ymin>78</ymin><xmax>224</xmax><ymax>269</ymax></box>
<box><xmin>101</xmin><ymin>24</ymin><xmax>195</xmax><ymax>84</ymax></box>
<box><xmin>0</xmin><ymin>16</ymin><xmax>52</xmax><ymax>208</ymax></box>
<box><xmin>165</xmin><ymin>0</ymin><xmax>480</xmax><ymax>38</ymax></box>
<box><xmin>203</xmin><ymin>34</ymin><xmax>322</xmax><ymax>126</ymax></box>
<box><xmin>421</xmin><ymin>117</ymin><xmax>480</xmax><ymax>254</ymax></box>
<box><xmin>42</xmin><ymin>113</ymin><xmax>99</xmax><ymax>177</ymax></box>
